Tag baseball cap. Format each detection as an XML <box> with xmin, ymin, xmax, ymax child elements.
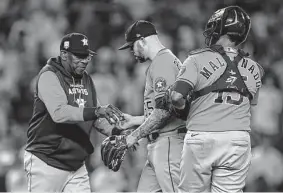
<box><xmin>60</xmin><ymin>33</ymin><xmax>96</xmax><ymax>57</ymax></box>
<box><xmin>118</xmin><ymin>20</ymin><xmax>158</xmax><ymax>50</ymax></box>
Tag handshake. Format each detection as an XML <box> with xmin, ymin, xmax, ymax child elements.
<box><xmin>94</xmin><ymin>104</ymin><xmax>125</xmax><ymax>125</ymax></box>
<box><xmin>94</xmin><ymin>104</ymin><xmax>137</xmax><ymax>130</ymax></box>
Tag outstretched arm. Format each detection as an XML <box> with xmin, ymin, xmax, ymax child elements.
<box><xmin>126</xmin><ymin>97</ymin><xmax>172</xmax><ymax>147</ymax></box>
<box><xmin>125</xmin><ymin>83</ymin><xmax>193</xmax><ymax>147</ymax></box>
<box><xmin>119</xmin><ymin>115</ymin><xmax>145</xmax><ymax>129</ymax></box>
<box><xmin>126</xmin><ymin>108</ymin><xmax>171</xmax><ymax>146</ymax></box>
<box><xmin>94</xmin><ymin>114</ymin><xmax>145</xmax><ymax>136</ymax></box>
<box><xmin>125</xmin><ymin>55</ymin><xmax>195</xmax><ymax>147</ymax></box>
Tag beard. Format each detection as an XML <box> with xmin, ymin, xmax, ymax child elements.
<box><xmin>134</xmin><ymin>50</ymin><xmax>147</xmax><ymax>63</ymax></box>
<box><xmin>135</xmin><ymin>55</ymin><xmax>147</xmax><ymax>63</ymax></box>
<box><xmin>71</xmin><ymin>70</ymin><xmax>84</xmax><ymax>79</ymax></box>
<box><xmin>134</xmin><ymin>44</ymin><xmax>148</xmax><ymax>63</ymax></box>
<box><xmin>71</xmin><ymin>65</ymin><xmax>85</xmax><ymax>79</ymax></box>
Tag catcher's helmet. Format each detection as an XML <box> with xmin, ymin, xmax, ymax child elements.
<box><xmin>203</xmin><ymin>6</ymin><xmax>251</xmax><ymax>46</ymax></box>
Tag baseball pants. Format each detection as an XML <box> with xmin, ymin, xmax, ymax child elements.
<box><xmin>24</xmin><ymin>151</ymin><xmax>90</xmax><ymax>192</ymax></box>
<box><xmin>178</xmin><ymin>130</ymin><xmax>251</xmax><ymax>192</ymax></box>
<box><xmin>137</xmin><ymin>130</ymin><xmax>185</xmax><ymax>192</ymax></box>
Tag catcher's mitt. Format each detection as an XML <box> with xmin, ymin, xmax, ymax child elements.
<box><xmin>101</xmin><ymin>135</ymin><xmax>128</xmax><ymax>172</ymax></box>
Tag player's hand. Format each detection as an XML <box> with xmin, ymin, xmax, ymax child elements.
<box><xmin>118</xmin><ymin>113</ymin><xmax>136</xmax><ymax>129</ymax></box>
<box><xmin>120</xmin><ymin>128</ymin><xmax>140</xmax><ymax>151</ymax></box>
<box><xmin>95</xmin><ymin>104</ymin><xmax>125</xmax><ymax>125</ymax></box>
<box><xmin>126</xmin><ymin>134</ymin><xmax>138</xmax><ymax>148</ymax></box>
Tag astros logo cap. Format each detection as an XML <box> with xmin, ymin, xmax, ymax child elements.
<box><xmin>118</xmin><ymin>20</ymin><xmax>158</xmax><ymax>50</ymax></box>
<box><xmin>60</xmin><ymin>33</ymin><xmax>96</xmax><ymax>57</ymax></box>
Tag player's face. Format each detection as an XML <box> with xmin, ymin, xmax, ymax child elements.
<box><xmin>131</xmin><ymin>39</ymin><xmax>148</xmax><ymax>63</ymax></box>
<box><xmin>68</xmin><ymin>52</ymin><xmax>93</xmax><ymax>76</ymax></box>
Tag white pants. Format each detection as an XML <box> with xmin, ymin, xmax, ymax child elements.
<box><xmin>24</xmin><ymin>151</ymin><xmax>90</xmax><ymax>192</ymax></box>
<box><xmin>178</xmin><ymin>130</ymin><xmax>251</xmax><ymax>192</ymax></box>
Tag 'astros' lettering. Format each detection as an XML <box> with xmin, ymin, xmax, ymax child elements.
<box><xmin>69</xmin><ymin>88</ymin><xmax>88</xmax><ymax>95</ymax></box>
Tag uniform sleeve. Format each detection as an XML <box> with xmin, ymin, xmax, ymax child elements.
<box><xmin>251</xmin><ymin>63</ymin><xmax>264</xmax><ymax>106</ymax></box>
<box><xmin>250</xmin><ymin>89</ymin><xmax>259</xmax><ymax>106</ymax></box>
<box><xmin>176</xmin><ymin>56</ymin><xmax>198</xmax><ymax>88</ymax></box>
<box><xmin>257</xmin><ymin>62</ymin><xmax>265</xmax><ymax>78</ymax></box>
<box><xmin>38</xmin><ymin>71</ymin><xmax>85</xmax><ymax>123</ymax></box>
<box><xmin>151</xmin><ymin>56</ymin><xmax>179</xmax><ymax>99</ymax></box>
<box><xmin>173</xmin><ymin>56</ymin><xmax>198</xmax><ymax>97</ymax></box>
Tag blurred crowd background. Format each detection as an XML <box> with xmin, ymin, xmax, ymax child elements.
<box><xmin>0</xmin><ymin>0</ymin><xmax>283</xmax><ymax>191</ymax></box>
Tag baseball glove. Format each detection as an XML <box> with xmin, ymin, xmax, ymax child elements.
<box><xmin>101</xmin><ymin>135</ymin><xmax>128</xmax><ymax>172</ymax></box>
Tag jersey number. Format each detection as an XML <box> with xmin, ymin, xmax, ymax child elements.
<box><xmin>214</xmin><ymin>91</ymin><xmax>243</xmax><ymax>106</ymax></box>
<box><xmin>214</xmin><ymin>75</ymin><xmax>248</xmax><ymax>106</ymax></box>
<box><xmin>144</xmin><ymin>100</ymin><xmax>154</xmax><ymax>117</ymax></box>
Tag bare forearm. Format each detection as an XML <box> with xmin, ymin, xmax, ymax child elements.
<box><xmin>127</xmin><ymin>109</ymin><xmax>171</xmax><ymax>142</ymax></box>
<box><xmin>132</xmin><ymin>115</ymin><xmax>145</xmax><ymax>125</ymax></box>
<box><xmin>94</xmin><ymin>118</ymin><xmax>115</xmax><ymax>136</ymax></box>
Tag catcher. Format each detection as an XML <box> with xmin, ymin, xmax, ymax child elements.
<box><xmin>102</xmin><ymin>6</ymin><xmax>264</xmax><ymax>193</ymax></box>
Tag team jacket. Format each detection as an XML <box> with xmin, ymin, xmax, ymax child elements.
<box><xmin>26</xmin><ymin>57</ymin><xmax>97</xmax><ymax>171</ymax></box>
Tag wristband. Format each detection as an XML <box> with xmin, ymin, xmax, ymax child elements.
<box><xmin>83</xmin><ymin>107</ymin><xmax>98</xmax><ymax>121</ymax></box>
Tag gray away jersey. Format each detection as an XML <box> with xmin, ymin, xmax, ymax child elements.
<box><xmin>177</xmin><ymin>47</ymin><xmax>264</xmax><ymax>132</ymax></box>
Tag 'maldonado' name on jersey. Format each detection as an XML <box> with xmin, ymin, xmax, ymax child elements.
<box><xmin>177</xmin><ymin>47</ymin><xmax>264</xmax><ymax>132</ymax></box>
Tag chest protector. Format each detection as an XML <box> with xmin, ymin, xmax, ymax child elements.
<box><xmin>191</xmin><ymin>45</ymin><xmax>253</xmax><ymax>101</ymax></box>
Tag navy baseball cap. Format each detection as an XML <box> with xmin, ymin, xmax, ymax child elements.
<box><xmin>60</xmin><ymin>33</ymin><xmax>96</xmax><ymax>56</ymax></box>
<box><xmin>118</xmin><ymin>20</ymin><xmax>158</xmax><ymax>50</ymax></box>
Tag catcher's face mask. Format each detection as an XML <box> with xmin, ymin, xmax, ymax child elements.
<box><xmin>203</xmin><ymin>6</ymin><xmax>251</xmax><ymax>46</ymax></box>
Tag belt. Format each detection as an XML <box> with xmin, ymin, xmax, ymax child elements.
<box><xmin>146</xmin><ymin>127</ymin><xmax>187</xmax><ymax>142</ymax></box>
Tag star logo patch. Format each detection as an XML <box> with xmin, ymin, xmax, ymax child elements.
<box><xmin>75</xmin><ymin>98</ymin><xmax>86</xmax><ymax>108</ymax></box>
<box><xmin>154</xmin><ymin>77</ymin><xmax>167</xmax><ymax>93</ymax></box>
<box><xmin>81</xmin><ymin>38</ymin><xmax>88</xmax><ymax>46</ymax></box>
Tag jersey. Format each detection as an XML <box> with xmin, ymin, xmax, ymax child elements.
<box><xmin>177</xmin><ymin>47</ymin><xmax>264</xmax><ymax>132</ymax></box>
<box><xmin>144</xmin><ymin>48</ymin><xmax>185</xmax><ymax>133</ymax></box>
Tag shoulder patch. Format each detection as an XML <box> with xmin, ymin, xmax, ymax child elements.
<box><xmin>188</xmin><ymin>47</ymin><xmax>214</xmax><ymax>56</ymax></box>
<box><xmin>154</xmin><ymin>77</ymin><xmax>167</xmax><ymax>93</ymax></box>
